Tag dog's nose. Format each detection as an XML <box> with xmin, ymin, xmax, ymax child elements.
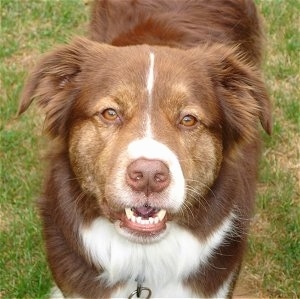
<box><xmin>126</xmin><ymin>159</ymin><xmax>170</xmax><ymax>196</ymax></box>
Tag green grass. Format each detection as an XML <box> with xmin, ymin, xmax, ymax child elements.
<box><xmin>240</xmin><ymin>1</ymin><xmax>300</xmax><ymax>297</ymax></box>
<box><xmin>1</xmin><ymin>0</ymin><xmax>299</xmax><ymax>298</ymax></box>
<box><xmin>1</xmin><ymin>1</ymin><xmax>88</xmax><ymax>298</ymax></box>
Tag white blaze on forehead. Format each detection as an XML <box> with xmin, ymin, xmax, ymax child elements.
<box><xmin>145</xmin><ymin>52</ymin><xmax>155</xmax><ymax>138</ymax></box>
<box><xmin>146</xmin><ymin>52</ymin><xmax>155</xmax><ymax>96</ymax></box>
<box><xmin>145</xmin><ymin>114</ymin><xmax>153</xmax><ymax>138</ymax></box>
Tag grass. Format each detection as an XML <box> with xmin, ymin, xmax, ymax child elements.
<box><xmin>0</xmin><ymin>0</ymin><xmax>299</xmax><ymax>298</ymax></box>
<box><xmin>238</xmin><ymin>1</ymin><xmax>300</xmax><ymax>297</ymax></box>
<box><xmin>1</xmin><ymin>1</ymin><xmax>88</xmax><ymax>298</ymax></box>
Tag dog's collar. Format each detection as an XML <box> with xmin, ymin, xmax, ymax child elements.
<box><xmin>128</xmin><ymin>276</ymin><xmax>152</xmax><ymax>299</ymax></box>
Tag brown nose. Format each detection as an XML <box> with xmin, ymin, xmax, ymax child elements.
<box><xmin>126</xmin><ymin>159</ymin><xmax>170</xmax><ymax>196</ymax></box>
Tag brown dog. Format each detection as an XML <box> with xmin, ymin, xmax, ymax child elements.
<box><xmin>19</xmin><ymin>0</ymin><xmax>271</xmax><ymax>298</ymax></box>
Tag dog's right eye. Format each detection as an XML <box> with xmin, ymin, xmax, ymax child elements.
<box><xmin>101</xmin><ymin>108</ymin><xmax>119</xmax><ymax>122</ymax></box>
<box><xmin>179</xmin><ymin>114</ymin><xmax>198</xmax><ymax>128</ymax></box>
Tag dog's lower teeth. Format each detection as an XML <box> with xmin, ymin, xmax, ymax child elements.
<box><xmin>124</xmin><ymin>208</ymin><xmax>166</xmax><ymax>225</ymax></box>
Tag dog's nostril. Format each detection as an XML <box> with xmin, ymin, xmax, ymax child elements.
<box><xmin>129</xmin><ymin>171</ymin><xmax>143</xmax><ymax>181</ymax></box>
<box><xmin>126</xmin><ymin>159</ymin><xmax>170</xmax><ymax>195</ymax></box>
<box><xmin>154</xmin><ymin>173</ymin><xmax>167</xmax><ymax>182</ymax></box>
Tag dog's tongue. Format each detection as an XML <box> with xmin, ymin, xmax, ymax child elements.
<box><xmin>133</xmin><ymin>206</ymin><xmax>157</xmax><ymax>218</ymax></box>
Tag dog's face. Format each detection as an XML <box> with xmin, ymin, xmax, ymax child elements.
<box><xmin>20</xmin><ymin>38</ymin><xmax>271</xmax><ymax>243</ymax></box>
<box><xmin>67</xmin><ymin>46</ymin><xmax>225</xmax><ymax>242</ymax></box>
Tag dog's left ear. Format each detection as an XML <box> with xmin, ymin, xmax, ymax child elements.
<box><xmin>191</xmin><ymin>45</ymin><xmax>272</xmax><ymax>147</ymax></box>
<box><xmin>18</xmin><ymin>37</ymin><xmax>111</xmax><ymax>138</ymax></box>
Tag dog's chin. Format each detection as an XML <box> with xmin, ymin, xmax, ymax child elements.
<box><xmin>114</xmin><ymin>207</ymin><xmax>170</xmax><ymax>244</ymax></box>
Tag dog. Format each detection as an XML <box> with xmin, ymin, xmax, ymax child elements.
<box><xmin>19</xmin><ymin>0</ymin><xmax>271</xmax><ymax>298</ymax></box>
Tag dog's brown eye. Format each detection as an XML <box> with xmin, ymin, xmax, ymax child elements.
<box><xmin>101</xmin><ymin>108</ymin><xmax>118</xmax><ymax>122</ymax></box>
<box><xmin>180</xmin><ymin>115</ymin><xmax>198</xmax><ymax>127</ymax></box>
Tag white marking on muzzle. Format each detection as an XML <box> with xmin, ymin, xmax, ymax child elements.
<box><xmin>127</xmin><ymin>137</ymin><xmax>185</xmax><ymax>211</ymax></box>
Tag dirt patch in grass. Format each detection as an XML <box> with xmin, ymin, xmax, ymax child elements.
<box><xmin>0</xmin><ymin>210</ymin><xmax>11</xmax><ymax>233</ymax></box>
<box><xmin>3</xmin><ymin>51</ymin><xmax>40</xmax><ymax>70</ymax></box>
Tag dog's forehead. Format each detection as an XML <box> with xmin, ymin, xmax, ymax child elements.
<box><xmin>114</xmin><ymin>47</ymin><xmax>213</xmax><ymax>115</ymax></box>
<box><xmin>93</xmin><ymin>45</ymin><xmax>196</xmax><ymax>86</ymax></box>
<box><xmin>83</xmin><ymin>46</ymin><xmax>195</xmax><ymax>106</ymax></box>
<box><xmin>78</xmin><ymin>45</ymin><xmax>218</xmax><ymax>126</ymax></box>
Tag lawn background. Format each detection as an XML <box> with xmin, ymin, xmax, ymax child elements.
<box><xmin>0</xmin><ymin>0</ymin><xmax>299</xmax><ymax>298</ymax></box>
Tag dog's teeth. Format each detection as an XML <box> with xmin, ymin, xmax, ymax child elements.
<box><xmin>157</xmin><ymin>209</ymin><xmax>166</xmax><ymax>221</ymax></box>
<box><xmin>141</xmin><ymin>219</ymin><xmax>149</xmax><ymax>225</ymax></box>
<box><xmin>125</xmin><ymin>208</ymin><xmax>166</xmax><ymax>225</ymax></box>
<box><xmin>125</xmin><ymin>208</ymin><xmax>133</xmax><ymax>220</ymax></box>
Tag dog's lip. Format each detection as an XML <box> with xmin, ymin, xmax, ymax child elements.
<box><xmin>119</xmin><ymin>207</ymin><xmax>167</xmax><ymax>234</ymax></box>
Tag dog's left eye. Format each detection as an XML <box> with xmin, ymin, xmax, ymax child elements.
<box><xmin>101</xmin><ymin>108</ymin><xmax>119</xmax><ymax>122</ymax></box>
<box><xmin>179</xmin><ymin>114</ymin><xmax>198</xmax><ymax>128</ymax></box>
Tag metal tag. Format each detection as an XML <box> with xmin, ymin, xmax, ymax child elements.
<box><xmin>128</xmin><ymin>286</ymin><xmax>152</xmax><ymax>299</ymax></box>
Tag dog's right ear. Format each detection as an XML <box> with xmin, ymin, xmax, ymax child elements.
<box><xmin>19</xmin><ymin>37</ymin><xmax>102</xmax><ymax>137</ymax></box>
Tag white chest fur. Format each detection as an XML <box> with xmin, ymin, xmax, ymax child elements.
<box><xmin>80</xmin><ymin>215</ymin><xmax>234</xmax><ymax>298</ymax></box>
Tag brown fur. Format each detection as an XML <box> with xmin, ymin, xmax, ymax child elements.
<box><xmin>90</xmin><ymin>0</ymin><xmax>265</xmax><ymax>65</ymax></box>
<box><xmin>19</xmin><ymin>0</ymin><xmax>271</xmax><ymax>297</ymax></box>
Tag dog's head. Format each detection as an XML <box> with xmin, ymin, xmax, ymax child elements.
<box><xmin>19</xmin><ymin>38</ymin><xmax>271</xmax><ymax>242</ymax></box>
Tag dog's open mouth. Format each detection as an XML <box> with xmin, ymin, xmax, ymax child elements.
<box><xmin>119</xmin><ymin>206</ymin><xmax>167</xmax><ymax>234</ymax></box>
